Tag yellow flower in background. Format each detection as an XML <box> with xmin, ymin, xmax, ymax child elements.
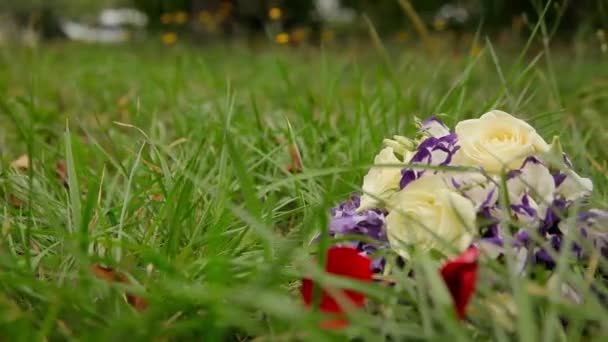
<box><xmin>174</xmin><ymin>11</ymin><xmax>189</xmax><ymax>25</ymax></box>
<box><xmin>454</xmin><ymin>110</ymin><xmax>550</xmax><ymax>173</ymax></box>
<box><xmin>161</xmin><ymin>32</ymin><xmax>178</xmax><ymax>45</ymax></box>
<box><xmin>198</xmin><ymin>11</ymin><xmax>218</xmax><ymax>32</ymax></box>
<box><xmin>291</xmin><ymin>27</ymin><xmax>310</xmax><ymax>43</ymax></box>
<box><xmin>470</xmin><ymin>42</ymin><xmax>484</xmax><ymax>57</ymax></box>
<box><xmin>321</xmin><ymin>29</ymin><xmax>335</xmax><ymax>43</ymax></box>
<box><xmin>268</xmin><ymin>7</ymin><xmax>282</xmax><ymax>20</ymax></box>
<box><xmin>433</xmin><ymin>18</ymin><xmax>447</xmax><ymax>31</ymax></box>
<box><xmin>395</xmin><ymin>31</ymin><xmax>409</xmax><ymax>43</ymax></box>
<box><xmin>386</xmin><ymin>174</ymin><xmax>476</xmax><ymax>259</ymax></box>
<box><xmin>217</xmin><ymin>2</ymin><xmax>233</xmax><ymax>22</ymax></box>
<box><xmin>160</xmin><ymin>13</ymin><xmax>172</xmax><ymax>25</ymax></box>
<box><xmin>275</xmin><ymin>33</ymin><xmax>289</xmax><ymax>45</ymax></box>
<box><xmin>199</xmin><ymin>11</ymin><xmax>211</xmax><ymax>23</ymax></box>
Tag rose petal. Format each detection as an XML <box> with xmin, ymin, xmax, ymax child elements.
<box><xmin>301</xmin><ymin>246</ymin><xmax>373</xmax><ymax>328</ymax></box>
<box><xmin>440</xmin><ymin>247</ymin><xmax>479</xmax><ymax>319</ymax></box>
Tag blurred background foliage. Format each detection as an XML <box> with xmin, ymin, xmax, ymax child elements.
<box><xmin>1</xmin><ymin>0</ymin><xmax>606</xmax><ymax>40</ymax></box>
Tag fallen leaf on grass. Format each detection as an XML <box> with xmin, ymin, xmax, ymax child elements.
<box><xmin>11</xmin><ymin>155</ymin><xmax>69</xmax><ymax>188</ymax></box>
<box><xmin>55</xmin><ymin>160</ymin><xmax>68</xmax><ymax>187</ymax></box>
<box><xmin>168</xmin><ymin>137</ymin><xmax>188</xmax><ymax>149</ymax></box>
<box><xmin>11</xmin><ymin>155</ymin><xmax>29</xmax><ymax>172</ymax></box>
<box><xmin>8</xmin><ymin>155</ymin><xmax>29</xmax><ymax>209</ymax></box>
<box><xmin>116</xmin><ymin>92</ymin><xmax>132</xmax><ymax>108</ymax></box>
<box><xmin>8</xmin><ymin>194</ymin><xmax>23</xmax><ymax>209</ymax></box>
<box><xmin>90</xmin><ymin>264</ymin><xmax>148</xmax><ymax>311</ymax></box>
<box><xmin>126</xmin><ymin>292</ymin><xmax>149</xmax><ymax>311</ymax></box>
<box><xmin>287</xmin><ymin>144</ymin><xmax>303</xmax><ymax>173</ymax></box>
<box><xmin>587</xmin><ymin>153</ymin><xmax>608</xmax><ymax>177</ymax></box>
<box><xmin>142</xmin><ymin>159</ymin><xmax>163</xmax><ymax>174</ymax></box>
<box><xmin>150</xmin><ymin>193</ymin><xmax>164</xmax><ymax>202</ymax></box>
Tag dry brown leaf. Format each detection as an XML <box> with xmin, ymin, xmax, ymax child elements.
<box><xmin>8</xmin><ymin>194</ymin><xmax>23</xmax><ymax>209</ymax></box>
<box><xmin>55</xmin><ymin>160</ymin><xmax>68</xmax><ymax>187</ymax></box>
<box><xmin>286</xmin><ymin>144</ymin><xmax>303</xmax><ymax>173</ymax></box>
<box><xmin>116</xmin><ymin>90</ymin><xmax>134</xmax><ymax>108</ymax></box>
<box><xmin>126</xmin><ymin>294</ymin><xmax>149</xmax><ymax>311</ymax></box>
<box><xmin>168</xmin><ymin>137</ymin><xmax>188</xmax><ymax>149</ymax></box>
<box><xmin>11</xmin><ymin>155</ymin><xmax>29</xmax><ymax>172</ymax></box>
<box><xmin>587</xmin><ymin>153</ymin><xmax>608</xmax><ymax>177</ymax></box>
<box><xmin>142</xmin><ymin>159</ymin><xmax>163</xmax><ymax>174</ymax></box>
<box><xmin>90</xmin><ymin>264</ymin><xmax>148</xmax><ymax>311</ymax></box>
<box><xmin>91</xmin><ymin>264</ymin><xmax>129</xmax><ymax>282</ymax></box>
<box><xmin>150</xmin><ymin>193</ymin><xmax>164</xmax><ymax>202</ymax></box>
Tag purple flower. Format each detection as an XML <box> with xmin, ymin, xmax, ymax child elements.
<box><xmin>420</xmin><ymin>116</ymin><xmax>451</xmax><ymax>137</ymax></box>
<box><xmin>521</xmin><ymin>209</ymin><xmax>607</xmax><ymax>270</ymax></box>
<box><xmin>400</xmin><ymin>133</ymin><xmax>460</xmax><ymax>189</ymax></box>
<box><xmin>533</xmin><ymin>234</ymin><xmax>582</xmax><ymax>270</ymax></box>
<box><xmin>551</xmin><ymin>152</ymin><xmax>593</xmax><ymax>202</ymax></box>
<box><xmin>550</xmin><ymin>234</ymin><xmax>562</xmax><ymax>250</ymax></box>
<box><xmin>506</xmin><ymin>169</ymin><xmax>522</xmax><ymax>180</ymax></box>
<box><xmin>541</xmin><ymin>198</ymin><xmax>568</xmax><ymax>235</ymax></box>
<box><xmin>449</xmin><ymin>170</ymin><xmax>498</xmax><ymax>210</ymax></box>
<box><xmin>553</xmin><ymin>173</ymin><xmax>567</xmax><ymax>188</ymax></box>
<box><xmin>570</xmin><ymin>209</ymin><xmax>608</xmax><ymax>259</ymax></box>
<box><xmin>514</xmin><ymin>229</ymin><xmax>530</xmax><ymax>247</ymax></box>
<box><xmin>477</xmin><ymin>202</ymin><xmax>607</xmax><ymax>271</ymax></box>
<box><xmin>480</xmin><ymin>207</ymin><xmax>500</xmax><ymax>236</ymax></box>
<box><xmin>327</xmin><ymin>195</ymin><xmax>389</xmax><ymax>273</ymax></box>
<box><xmin>507</xmin><ymin>156</ymin><xmax>556</xmax><ymax>224</ymax></box>
<box><xmin>534</xmin><ymin>248</ymin><xmax>555</xmax><ymax>269</ymax></box>
<box><xmin>477</xmin><ymin>207</ymin><xmax>505</xmax><ymax>256</ymax></box>
<box><xmin>511</xmin><ymin>194</ymin><xmax>538</xmax><ymax>219</ymax></box>
<box><xmin>480</xmin><ymin>188</ymin><xmax>497</xmax><ymax>208</ymax></box>
<box><xmin>399</xmin><ymin>169</ymin><xmax>423</xmax><ymax>189</ymax></box>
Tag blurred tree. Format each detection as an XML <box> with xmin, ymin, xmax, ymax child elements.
<box><xmin>479</xmin><ymin>0</ymin><xmax>606</xmax><ymax>34</ymax></box>
<box><xmin>0</xmin><ymin>0</ymin><xmax>128</xmax><ymax>16</ymax></box>
<box><xmin>0</xmin><ymin>0</ymin><xmax>130</xmax><ymax>38</ymax></box>
<box><xmin>1</xmin><ymin>0</ymin><xmax>604</xmax><ymax>40</ymax></box>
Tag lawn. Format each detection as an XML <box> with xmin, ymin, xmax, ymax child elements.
<box><xmin>0</xmin><ymin>40</ymin><xmax>607</xmax><ymax>340</ymax></box>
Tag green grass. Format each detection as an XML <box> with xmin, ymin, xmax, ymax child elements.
<box><xmin>0</xmin><ymin>39</ymin><xmax>607</xmax><ymax>340</ymax></box>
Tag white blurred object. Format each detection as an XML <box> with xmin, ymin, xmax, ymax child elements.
<box><xmin>435</xmin><ymin>4</ymin><xmax>469</xmax><ymax>24</ymax></box>
<box><xmin>61</xmin><ymin>21</ymin><xmax>129</xmax><ymax>43</ymax></box>
<box><xmin>61</xmin><ymin>8</ymin><xmax>146</xmax><ymax>44</ymax></box>
<box><xmin>99</xmin><ymin>8</ymin><xmax>148</xmax><ymax>28</ymax></box>
<box><xmin>315</xmin><ymin>0</ymin><xmax>355</xmax><ymax>23</ymax></box>
<box><xmin>22</xmin><ymin>27</ymin><xmax>40</xmax><ymax>47</ymax></box>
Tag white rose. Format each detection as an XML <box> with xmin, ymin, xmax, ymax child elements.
<box><xmin>386</xmin><ymin>174</ymin><xmax>476</xmax><ymax>258</ymax></box>
<box><xmin>454</xmin><ymin>110</ymin><xmax>550</xmax><ymax>173</ymax></box>
<box><xmin>358</xmin><ymin>147</ymin><xmax>404</xmax><ymax>211</ymax></box>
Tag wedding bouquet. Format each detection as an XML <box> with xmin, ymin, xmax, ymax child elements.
<box><xmin>302</xmin><ymin>110</ymin><xmax>607</xmax><ymax>325</ymax></box>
